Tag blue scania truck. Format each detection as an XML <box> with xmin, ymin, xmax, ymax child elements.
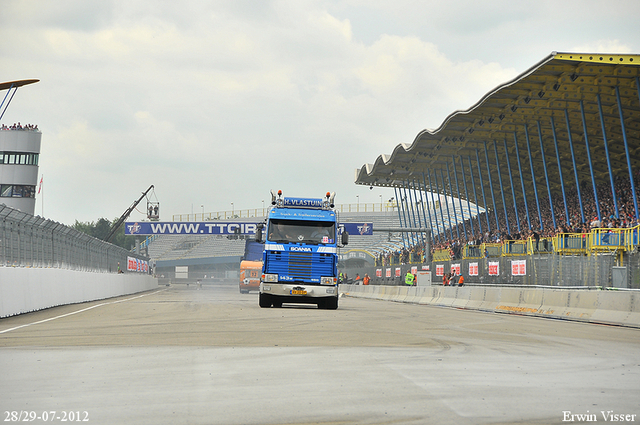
<box><xmin>255</xmin><ymin>190</ymin><xmax>348</xmax><ymax>309</ymax></box>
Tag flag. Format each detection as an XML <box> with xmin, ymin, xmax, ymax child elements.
<box><xmin>37</xmin><ymin>176</ymin><xmax>43</xmax><ymax>194</ymax></box>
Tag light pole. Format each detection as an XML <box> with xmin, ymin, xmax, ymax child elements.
<box><xmin>231</xmin><ymin>202</ymin><xmax>234</xmax><ymax>217</ymax></box>
<box><xmin>356</xmin><ymin>195</ymin><xmax>359</xmax><ymax>212</ymax></box>
<box><xmin>201</xmin><ymin>205</ymin><xmax>204</xmax><ymax>220</ymax></box>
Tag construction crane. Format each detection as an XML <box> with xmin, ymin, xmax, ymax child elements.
<box><xmin>105</xmin><ymin>185</ymin><xmax>157</xmax><ymax>243</ymax></box>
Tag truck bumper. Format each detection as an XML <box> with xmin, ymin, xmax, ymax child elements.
<box><xmin>260</xmin><ymin>282</ymin><xmax>338</xmax><ymax>299</ymax></box>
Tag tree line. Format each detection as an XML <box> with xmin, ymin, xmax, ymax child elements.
<box><xmin>72</xmin><ymin>218</ymin><xmax>138</xmax><ymax>251</ymax></box>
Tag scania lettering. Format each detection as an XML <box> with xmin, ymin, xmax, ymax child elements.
<box><xmin>256</xmin><ymin>190</ymin><xmax>348</xmax><ymax>309</ymax></box>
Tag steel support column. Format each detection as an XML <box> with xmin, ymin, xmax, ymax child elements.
<box><xmin>446</xmin><ymin>162</ymin><xmax>461</xmax><ymax>239</ymax></box>
<box><xmin>475</xmin><ymin>150</ymin><xmax>491</xmax><ymax>232</ymax></box>
<box><xmin>492</xmin><ymin>141</ymin><xmax>510</xmax><ymax>234</ymax></box>
<box><xmin>393</xmin><ymin>186</ymin><xmax>407</xmax><ymax>248</ymax></box>
<box><xmin>536</xmin><ymin>121</ymin><xmax>556</xmax><ymax>229</ymax></box>
<box><xmin>596</xmin><ymin>93</ymin><xmax>619</xmax><ymax>219</ymax></box>
<box><xmin>503</xmin><ymin>138</ymin><xmax>521</xmax><ymax>233</ymax></box>
<box><xmin>483</xmin><ymin>141</ymin><xmax>500</xmax><ymax>232</ymax></box>
<box><xmin>579</xmin><ymin>99</ymin><xmax>601</xmax><ymax>221</ymax></box>
<box><xmin>451</xmin><ymin>158</ymin><xmax>468</xmax><ymax>240</ymax></box>
<box><xmin>513</xmin><ymin>132</ymin><xmax>532</xmax><ymax>230</ymax></box>
<box><xmin>564</xmin><ymin>109</ymin><xmax>585</xmax><ymax>224</ymax></box>
<box><xmin>468</xmin><ymin>156</ymin><xmax>484</xmax><ymax>235</ymax></box>
<box><xmin>426</xmin><ymin>171</ymin><xmax>441</xmax><ymax>242</ymax></box>
<box><xmin>422</xmin><ymin>171</ymin><xmax>444</xmax><ymax>242</ymax></box>
<box><xmin>433</xmin><ymin>171</ymin><xmax>450</xmax><ymax>241</ymax></box>
<box><xmin>459</xmin><ymin>156</ymin><xmax>475</xmax><ymax>238</ymax></box>
<box><xmin>550</xmin><ymin>116</ymin><xmax>570</xmax><ymax>227</ymax></box>
<box><xmin>439</xmin><ymin>168</ymin><xmax>455</xmax><ymax>240</ymax></box>
<box><xmin>524</xmin><ymin>124</ymin><xmax>543</xmax><ymax>230</ymax></box>
<box><xmin>616</xmin><ymin>85</ymin><xmax>639</xmax><ymax>221</ymax></box>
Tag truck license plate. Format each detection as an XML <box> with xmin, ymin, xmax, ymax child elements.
<box><xmin>291</xmin><ymin>289</ymin><xmax>307</xmax><ymax>295</ymax></box>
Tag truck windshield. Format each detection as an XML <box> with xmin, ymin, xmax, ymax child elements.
<box><xmin>267</xmin><ymin>219</ymin><xmax>335</xmax><ymax>245</ymax></box>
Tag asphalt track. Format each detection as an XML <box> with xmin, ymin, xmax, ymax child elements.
<box><xmin>0</xmin><ymin>283</ymin><xmax>638</xmax><ymax>425</ymax></box>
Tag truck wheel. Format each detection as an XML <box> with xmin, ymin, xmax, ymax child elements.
<box><xmin>259</xmin><ymin>293</ymin><xmax>272</xmax><ymax>308</ymax></box>
<box><xmin>318</xmin><ymin>297</ymin><xmax>338</xmax><ymax>310</ymax></box>
<box><xmin>325</xmin><ymin>297</ymin><xmax>338</xmax><ymax>310</ymax></box>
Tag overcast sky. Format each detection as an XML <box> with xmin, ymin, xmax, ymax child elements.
<box><xmin>2</xmin><ymin>0</ymin><xmax>639</xmax><ymax>226</ymax></box>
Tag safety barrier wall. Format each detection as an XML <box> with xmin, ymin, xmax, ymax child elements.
<box><xmin>0</xmin><ymin>267</ymin><xmax>157</xmax><ymax>318</ymax></box>
<box><xmin>340</xmin><ymin>284</ymin><xmax>640</xmax><ymax>328</ymax></box>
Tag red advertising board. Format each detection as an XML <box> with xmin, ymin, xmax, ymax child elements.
<box><xmin>512</xmin><ymin>260</ymin><xmax>526</xmax><ymax>276</ymax></box>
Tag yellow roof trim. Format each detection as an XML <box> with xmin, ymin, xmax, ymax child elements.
<box><xmin>553</xmin><ymin>52</ymin><xmax>640</xmax><ymax>65</ymax></box>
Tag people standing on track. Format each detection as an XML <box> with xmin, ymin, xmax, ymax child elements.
<box><xmin>405</xmin><ymin>270</ymin><xmax>415</xmax><ymax>286</ymax></box>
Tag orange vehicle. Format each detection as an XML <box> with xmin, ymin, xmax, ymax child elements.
<box><xmin>239</xmin><ymin>260</ymin><xmax>262</xmax><ymax>294</ymax></box>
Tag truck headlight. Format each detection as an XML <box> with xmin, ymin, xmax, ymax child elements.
<box><xmin>320</xmin><ymin>276</ymin><xmax>336</xmax><ymax>285</ymax></box>
<box><xmin>263</xmin><ymin>274</ymin><xmax>278</xmax><ymax>283</ymax></box>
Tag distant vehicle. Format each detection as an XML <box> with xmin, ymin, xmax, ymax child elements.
<box><xmin>255</xmin><ymin>190</ymin><xmax>348</xmax><ymax>309</ymax></box>
<box><xmin>239</xmin><ymin>260</ymin><xmax>262</xmax><ymax>294</ymax></box>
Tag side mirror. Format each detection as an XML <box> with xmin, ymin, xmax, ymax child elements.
<box><xmin>255</xmin><ymin>223</ymin><xmax>264</xmax><ymax>243</ymax></box>
<box><xmin>341</xmin><ymin>231</ymin><xmax>349</xmax><ymax>246</ymax></box>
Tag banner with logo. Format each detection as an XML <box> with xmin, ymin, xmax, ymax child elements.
<box><xmin>435</xmin><ymin>264</ymin><xmax>444</xmax><ymax>276</ymax></box>
<box><xmin>127</xmin><ymin>256</ymin><xmax>149</xmax><ymax>273</ymax></box>
<box><xmin>468</xmin><ymin>262</ymin><xmax>479</xmax><ymax>276</ymax></box>
<box><xmin>125</xmin><ymin>221</ymin><xmax>258</xmax><ymax>235</ymax></box>
<box><xmin>512</xmin><ymin>259</ymin><xmax>526</xmax><ymax>276</ymax></box>
<box><xmin>450</xmin><ymin>263</ymin><xmax>461</xmax><ymax>275</ymax></box>
<box><xmin>488</xmin><ymin>261</ymin><xmax>500</xmax><ymax>276</ymax></box>
<box><xmin>342</xmin><ymin>223</ymin><xmax>373</xmax><ymax>235</ymax></box>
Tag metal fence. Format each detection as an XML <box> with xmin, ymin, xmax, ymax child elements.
<box><xmin>0</xmin><ymin>204</ymin><xmax>149</xmax><ymax>272</ymax></box>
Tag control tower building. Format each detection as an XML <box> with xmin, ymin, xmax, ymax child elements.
<box><xmin>0</xmin><ymin>79</ymin><xmax>40</xmax><ymax>215</ymax></box>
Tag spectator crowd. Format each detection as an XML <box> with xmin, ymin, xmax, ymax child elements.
<box><xmin>376</xmin><ymin>170</ymin><xmax>640</xmax><ymax>266</ymax></box>
<box><xmin>1</xmin><ymin>122</ymin><xmax>39</xmax><ymax>131</ymax></box>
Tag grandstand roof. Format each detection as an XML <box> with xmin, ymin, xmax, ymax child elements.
<box><xmin>0</xmin><ymin>79</ymin><xmax>39</xmax><ymax>91</ymax></box>
<box><xmin>355</xmin><ymin>52</ymin><xmax>640</xmax><ymax>206</ymax></box>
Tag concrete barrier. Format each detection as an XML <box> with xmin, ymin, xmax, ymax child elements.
<box><xmin>451</xmin><ymin>286</ymin><xmax>471</xmax><ymax>309</ymax></box>
<box><xmin>478</xmin><ymin>286</ymin><xmax>501</xmax><ymax>312</ymax></box>
<box><xmin>466</xmin><ymin>286</ymin><xmax>487</xmax><ymax>310</ymax></box>
<box><xmin>0</xmin><ymin>267</ymin><xmax>157</xmax><ymax>318</ymax></box>
<box><xmin>563</xmin><ymin>290</ymin><xmax>599</xmax><ymax>322</ymax></box>
<box><xmin>538</xmin><ymin>289</ymin><xmax>570</xmax><ymax>318</ymax></box>
<box><xmin>339</xmin><ymin>284</ymin><xmax>639</xmax><ymax>328</ymax></box>
<box><xmin>591</xmin><ymin>290</ymin><xmax>632</xmax><ymax>325</ymax></box>
<box><xmin>417</xmin><ymin>286</ymin><xmax>436</xmax><ymax>305</ymax></box>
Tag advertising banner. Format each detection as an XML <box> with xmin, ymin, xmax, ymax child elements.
<box><xmin>512</xmin><ymin>259</ymin><xmax>527</xmax><ymax>276</ymax></box>
<box><xmin>376</xmin><ymin>269</ymin><xmax>382</xmax><ymax>278</ymax></box>
<box><xmin>395</xmin><ymin>267</ymin><xmax>401</xmax><ymax>277</ymax></box>
<box><xmin>469</xmin><ymin>262</ymin><xmax>479</xmax><ymax>276</ymax></box>
<box><xmin>386</xmin><ymin>268</ymin><xmax>392</xmax><ymax>278</ymax></box>
<box><xmin>125</xmin><ymin>221</ymin><xmax>258</xmax><ymax>235</ymax></box>
<box><xmin>488</xmin><ymin>261</ymin><xmax>500</xmax><ymax>276</ymax></box>
<box><xmin>436</xmin><ymin>264</ymin><xmax>444</xmax><ymax>276</ymax></box>
<box><xmin>127</xmin><ymin>256</ymin><xmax>148</xmax><ymax>273</ymax></box>
<box><xmin>342</xmin><ymin>222</ymin><xmax>373</xmax><ymax>235</ymax></box>
<box><xmin>450</xmin><ymin>263</ymin><xmax>461</xmax><ymax>275</ymax></box>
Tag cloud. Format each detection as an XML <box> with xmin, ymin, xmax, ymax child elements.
<box><xmin>2</xmin><ymin>0</ymin><xmax>638</xmax><ymax>225</ymax></box>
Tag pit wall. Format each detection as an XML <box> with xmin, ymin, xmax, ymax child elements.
<box><xmin>339</xmin><ymin>284</ymin><xmax>640</xmax><ymax>328</ymax></box>
<box><xmin>0</xmin><ymin>268</ymin><xmax>157</xmax><ymax>318</ymax></box>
